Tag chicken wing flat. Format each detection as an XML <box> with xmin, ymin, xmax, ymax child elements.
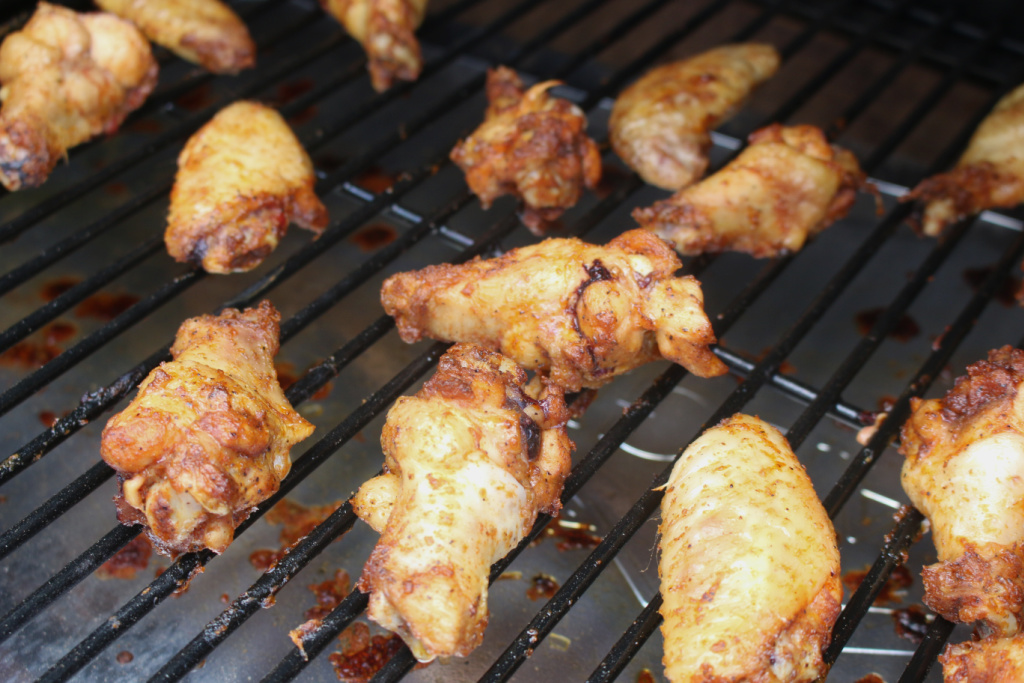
<box><xmin>380</xmin><ymin>228</ymin><xmax>727</xmax><ymax>392</ymax></box>
<box><xmin>660</xmin><ymin>414</ymin><xmax>841</xmax><ymax>683</ymax></box>
<box><xmin>942</xmin><ymin>633</ymin><xmax>1024</xmax><ymax>683</ymax></box>
<box><xmin>450</xmin><ymin>66</ymin><xmax>602</xmax><ymax>235</ymax></box>
<box><xmin>0</xmin><ymin>3</ymin><xmax>157</xmax><ymax>191</ymax></box>
<box><xmin>165</xmin><ymin>100</ymin><xmax>328</xmax><ymax>274</ymax></box>
<box><xmin>901</xmin><ymin>346</ymin><xmax>1024</xmax><ymax>637</ymax></box>
<box><xmin>351</xmin><ymin>343</ymin><xmax>573</xmax><ymax>661</ymax></box>
<box><xmin>101</xmin><ymin>301</ymin><xmax>314</xmax><ymax>556</ymax></box>
<box><xmin>610</xmin><ymin>43</ymin><xmax>780</xmax><ymax>191</ymax></box>
<box><xmin>905</xmin><ymin>83</ymin><xmax>1024</xmax><ymax>236</ymax></box>
<box><xmin>95</xmin><ymin>0</ymin><xmax>255</xmax><ymax>74</ymax></box>
<box><xmin>320</xmin><ymin>0</ymin><xmax>427</xmax><ymax>92</ymax></box>
<box><xmin>633</xmin><ymin>123</ymin><xmax>869</xmax><ymax>258</ymax></box>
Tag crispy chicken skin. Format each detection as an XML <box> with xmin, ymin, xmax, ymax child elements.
<box><xmin>633</xmin><ymin>123</ymin><xmax>869</xmax><ymax>258</ymax></box>
<box><xmin>0</xmin><ymin>3</ymin><xmax>157</xmax><ymax>191</ymax></box>
<box><xmin>900</xmin><ymin>346</ymin><xmax>1024</xmax><ymax>637</ymax></box>
<box><xmin>165</xmin><ymin>101</ymin><xmax>328</xmax><ymax>274</ymax></box>
<box><xmin>660</xmin><ymin>414</ymin><xmax>842</xmax><ymax>683</ymax></box>
<box><xmin>942</xmin><ymin>634</ymin><xmax>1024</xmax><ymax>683</ymax></box>
<box><xmin>320</xmin><ymin>0</ymin><xmax>427</xmax><ymax>91</ymax></box>
<box><xmin>95</xmin><ymin>0</ymin><xmax>255</xmax><ymax>74</ymax></box>
<box><xmin>380</xmin><ymin>228</ymin><xmax>727</xmax><ymax>392</ymax></box>
<box><xmin>905</xmin><ymin>83</ymin><xmax>1024</xmax><ymax>237</ymax></box>
<box><xmin>351</xmin><ymin>343</ymin><xmax>573</xmax><ymax>661</ymax></box>
<box><xmin>450</xmin><ymin>67</ymin><xmax>602</xmax><ymax>235</ymax></box>
<box><xmin>101</xmin><ymin>301</ymin><xmax>314</xmax><ymax>556</ymax></box>
<box><xmin>610</xmin><ymin>43</ymin><xmax>780</xmax><ymax>191</ymax></box>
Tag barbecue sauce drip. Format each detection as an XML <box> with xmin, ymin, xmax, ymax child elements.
<box><xmin>40</xmin><ymin>276</ymin><xmax>81</xmax><ymax>301</ymax></box>
<box><xmin>249</xmin><ymin>498</ymin><xmax>343</xmax><ymax>571</ymax></box>
<box><xmin>97</xmin><ymin>535</ymin><xmax>152</xmax><ymax>579</ymax></box>
<box><xmin>842</xmin><ymin>564</ymin><xmax>913</xmax><ymax>605</ymax></box>
<box><xmin>853</xmin><ymin>308</ymin><xmax>920</xmax><ymax>342</ymax></box>
<box><xmin>275</xmin><ymin>78</ymin><xmax>314</xmax><ymax>105</ymax></box>
<box><xmin>854</xmin><ymin>675</ymin><xmax>885</xmax><ymax>683</ymax></box>
<box><xmin>526</xmin><ymin>573</ymin><xmax>560</xmax><ymax>600</ymax></box>
<box><xmin>892</xmin><ymin>604</ymin><xmax>930</xmax><ymax>644</ymax></box>
<box><xmin>305</xmin><ymin>569</ymin><xmax>352</xmax><ymax>620</ymax></box>
<box><xmin>75</xmin><ymin>292</ymin><xmax>140</xmax><ymax>321</ymax></box>
<box><xmin>534</xmin><ymin>516</ymin><xmax>603</xmax><ymax>551</ymax></box>
<box><xmin>350</xmin><ymin>223</ymin><xmax>397</xmax><ymax>252</ymax></box>
<box><xmin>0</xmin><ymin>321</ymin><xmax>77</xmax><ymax>369</ymax></box>
<box><xmin>354</xmin><ymin>166</ymin><xmax>398</xmax><ymax>194</ymax></box>
<box><xmin>636</xmin><ymin>670</ymin><xmax>656</xmax><ymax>683</ymax></box>
<box><xmin>963</xmin><ymin>265</ymin><xmax>1022</xmax><ymax>307</ymax></box>
<box><xmin>329</xmin><ymin>622</ymin><xmax>408</xmax><ymax>682</ymax></box>
<box><xmin>274</xmin><ymin>362</ymin><xmax>334</xmax><ymax>401</ymax></box>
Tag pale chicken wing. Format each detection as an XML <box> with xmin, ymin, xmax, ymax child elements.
<box><xmin>95</xmin><ymin>0</ymin><xmax>255</xmax><ymax>74</ymax></box>
<box><xmin>660</xmin><ymin>414</ymin><xmax>841</xmax><ymax>683</ymax></box>
<box><xmin>380</xmin><ymin>228</ymin><xmax>727</xmax><ymax>392</ymax></box>
<box><xmin>320</xmin><ymin>0</ymin><xmax>427</xmax><ymax>91</ymax></box>
<box><xmin>942</xmin><ymin>633</ymin><xmax>1024</xmax><ymax>683</ymax></box>
<box><xmin>900</xmin><ymin>346</ymin><xmax>1024</xmax><ymax>637</ymax></box>
<box><xmin>100</xmin><ymin>301</ymin><xmax>314</xmax><ymax>556</ymax></box>
<box><xmin>633</xmin><ymin>123</ymin><xmax>869</xmax><ymax>257</ymax></box>
<box><xmin>351</xmin><ymin>343</ymin><xmax>573</xmax><ymax>661</ymax></box>
<box><xmin>0</xmin><ymin>3</ymin><xmax>157</xmax><ymax>190</ymax></box>
<box><xmin>450</xmin><ymin>66</ymin><xmax>602</xmax><ymax>235</ymax></box>
<box><xmin>610</xmin><ymin>43</ymin><xmax>780</xmax><ymax>191</ymax></box>
<box><xmin>165</xmin><ymin>100</ymin><xmax>328</xmax><ymax>274</ymax></box>
<box><xmin>905</xmin><ymin>83</ymin><xmax>1024</xmax><ymax>236</ymax></box>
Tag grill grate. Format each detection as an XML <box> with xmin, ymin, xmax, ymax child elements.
<box><xmin>1</xmin><ymin>0</ymin><xmax>1023</xmax><ymax>681</ymax></box>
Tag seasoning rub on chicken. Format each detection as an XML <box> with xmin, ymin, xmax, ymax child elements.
<box><xmin>451</xmin><ymin>66</ymin><xmax>602</xmax><ymax>235</ymax></box>
<box><xmin>634</xmin><ymin>123</ymin><xmax>869</xmax><ymax>258</ymax></box>
<box><xmin>380</xmin><ymin>228</ymin><xmax>726</xmax><ymax>392</ymax></box>
<box><xmin>0</xmin><ymin>2</ymin><xmax>157</xmax><ymax>191</ymax></box>
<box><xmin>610</xmin><ymin>43</ymin><xmax>780</xmax><ymax>191</ymax></box>
<box><xmin>95</xmin><ymin>0</ymin><xmax>255</xmax><ymax>74</ymax></box>
<box><xmin>660</xmin><ymin>414</ymin><xmax>841</xmax><ymax>683</ymax></box>
<box><xmin>351</xmin><ymin>343</ymin><xmax>573</xmax><ymax>661</ymax></box>
<box><xmin>900</xmin><ymin>346</ymin><xmax>1024</xmax><ymax>637</ymax></box>
<box><xmin>101</xmin><ymin>301</ymin><xmax>314</xmax><ymax>556</ymax></box>
<box><xmin>165</xmin><ymin>101</ymin><xmax>328</xmax><ymax>274</ymax></box>
<box><xmin>941</xmin><ymin>633</ymin><xmax>1024</xmax><ymax>683</ymax></box>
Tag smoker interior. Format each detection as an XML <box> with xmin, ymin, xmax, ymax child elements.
<box><xmin>1</xmin><ymin>0</ymin><xmax>1023</xmax><ymax>680</ymax></box>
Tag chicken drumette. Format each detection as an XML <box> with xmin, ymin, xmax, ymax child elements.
<box><xmin>380</xmin><ymin>228</ymin><xmax>726</xmax><ymax>392</ymax></box>
<box><xmin>633</xmin><ymin>124</ymin><xmax>869</xmax><ymax>258</ymax></box>
<box><xmin>610</xmin><ymin>43</ymin><xmax>780</xmax><ymax>191</ymax></box>
<box><xmin>450</xmin><ymin>66</ymin><xmax>602</xmax><ymax>235</ymax></box>
<box><xmin>165</xmin><ymin>101</ymin><xmax>328</xmax><ymax>274</ymax></box>
<box><xmin>351</xmin><ymin>343</ymin><xmax>573</xmax><ymax>661</ymax></box>
<box><xmin>901</xmin><ymin>346</ymin><xmax>1024</xmax><ymax>637</ymax></box>
<box><xmin>101</xmin><ymin>301</ymin><xmax>314</xmax><ymax>556</ymax></box>
<box><xmin>0</xmin><ymin>2</ymin><xmax>157</xmax><ymax>190</ymax></box>
<box><xmin>660</xmin><ymin>414</ymin><xmax>841</xmax><ymax>683</ymax></box>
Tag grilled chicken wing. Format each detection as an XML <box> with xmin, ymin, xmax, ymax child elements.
<box><xmin>610</xmin><ymin>43</ymin><xmax>780</xmax><ymax>191</ymax></box>
<box><xmin>165</xmin><ymin>101</ymin><xmax>328</xmax><ymax>274</ymax></box>
<box><xmin>905</xmin><ymin>83</ymin><xmax>1024</xmax><ymax>236</ymax></box>
<box><xmin>0</xmin><ymin>3</ymin><xmax>157</xmax><ymax>191</ymax></box>
<box><xmin>380</xmin><ymin>228</ymin><xmax>726</xmax><ymax>392</ymax></box>
<box><xmin>95</xmin><ymin>0</ymin><xmax>255</xmax><ymax>74</ymax></box>
<box><xmin>634</xmin><ymin>124</ymin><xmax>868</xmax><ymax>258</ymax></box>
<box><xmin>320</xmin><ymin>0</ymin><xmax>427</xmax><ymax>91</ymax></box>
<box><xmin>101</xmin><ymin>301</ymin><xmax>314</xmax><ymax>556</ymax></box>
<box><xmin>942</xmin><ymin>634</ymin><xmax>1024</xmax><ymax>683</ymax></box>
<box><xmin>900</xmin><ymin>346</ymin><xmax>1024</xmax><ymax>637</ymax></box>
<box><xmin>351</xmin><ymin>343</ymin><xmax>573</xmax><ymax>661</ymax></box>
<box><xmin>450</xmin><ymin>67</ymin><xmax>602</xmax><ymax>235</ymax></box>
<box><xmin>660</xmin><ymin>414</ymin><xmax>841</xmax><ymax>683</ymax></box>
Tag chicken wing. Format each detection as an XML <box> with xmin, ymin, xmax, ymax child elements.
<box><xmin>165</xmin><ymin>100</ymin><xmax>329</xmax><ymax>274</ymax></box>
<box><xmin>0</xmin><ymin>3</ymin><xmax>157</xmax><ymax>190</ymax></box>
<box><xmin>95</xmin><ymin>0</ymin><xmax>255</xmax><ymax>74</ymax></box>
<box><xmin>900</xmin><ymin>346</ymin><xmax>1024</xmax><ymax>637</ymax></box>
<box><xmin>633</xmin><ymin>123</ymin><xmax>869</xmax><ymax>257</ymax></box>
<box><xmin>905</xmin><ymin>83</ymin><xmax>1024</xmax><ymax>236</ymax></box>
<box><xmin>351</xmin><ymin>343</ymin><xmax>573</xmax><ymax>661</ymax></box>
<box><xmin>450</xmin><ymin>66</ymin><xmax>602</xmax><ymax>235</ymax></box>
<box><xmin>380</xmin><ymin>228</ymin><xmax>726</xmax><ymax>392</ymax></box>
<box><xmin>660</xmin><ymin>414</ymin><xmax>841</xmax><ymax>683</ymax></box>
<box><xmin>610</xmin><ymin>43</ymin><xmax>780</xmax><ymax>191</ymax></box>
<box><xmin>941</xmin><ymin>634</ymin><xmax>1024</xmax><ymax>683</ymax></box>
<box><xmin>100</xmin><ymin>301</ymin><xmax>315</xmax><ymax>556</ymax></box>
<box><xmin>320</xmin><ymin>0</ymin><xmax>427</xmax><ymax>92</ymax></box>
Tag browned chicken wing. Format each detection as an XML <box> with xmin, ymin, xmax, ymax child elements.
<box><xmin>351</xmin><ymin>343</ymin><xmax>573</xmax><ymax>661</ymax></box>
<box><xmin>905</xmin><ymin>83</ymin><xmax>1024</xmax><ymax>236</ymax></box>
<box><xmin>380</xmin><ymin>228</ymin><xmax>726</xmax><ymax>392</ymax></box>
<box><xmin>320</xmin><ymin>0</ymin><xmax>427</xmax><ymax>91</ymax></box>
<box><xmin>95</xmin><ymin>0</ymin><xmax>255</xmax><ymax>74</ymax></box>
<box><xmin>610</xmin><ymin>43</ymin><xmax>780</xmax><ymax>191</ymax></box>
<box><xmin>450</xmin><ymin>66</ymin><xmax>602</xmax><ymax>235</ymax></box>
<box><xmin>101</xmin><ymin>301</ymin><xmax>315</xmax><ymax>556</ymax></box>
<box><xmin>942</xmin><ymin>633</ymin><xmax>1024</xmax><ymax>683</ymax></box>
<box><xmin>0</xmin><ymin>3</ymin><xmax>157</xmax><ymax>190</ymax></box>
<box><xmin>900</xmin><ymin>346</ymin><xmax>1024</xmax><ymax>637</ymax></box>
<box><xmin>633</xmin><ymin>123</ymin><xmax>869</xmax><ymax>258</ymax></box>
<box><xmin>165</xmin><ymin>100</ymin><xmax>328</xmax><ymax>274</ymax></box>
